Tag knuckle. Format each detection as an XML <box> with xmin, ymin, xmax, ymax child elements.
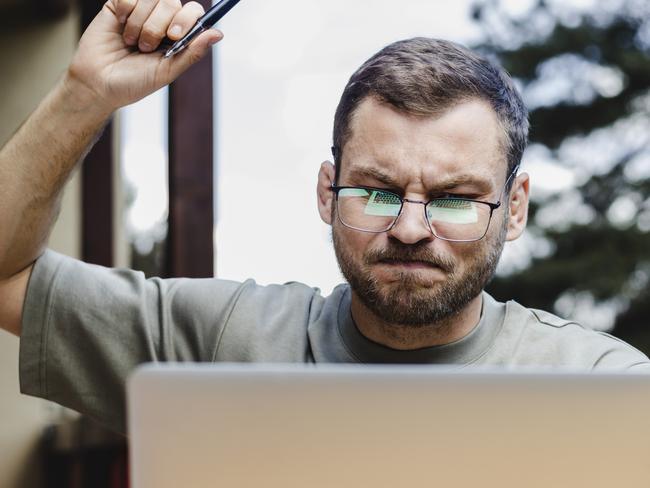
<box><xmin>115</xmin><ymin>0</ymin><xmax>136</xmax><ymax>16</ymax></box>
<box><xmin>134</xmin><ymin>0</ymin><xmax>153</xmax><ymax>9</ymax></box>
<box><xmin>123</xmin><ymin>22</ymin><xmax>140</xmax><ymax>39</ymax></box>
<box><xmin>123</xmin><ymin>12</ymin><xmax>137</xmax><ymax>24</ymax></box>
<box><xmin>124</xmin><ymin>16</ymin><xmax>142</xmax><ymax>31</ymax></box>
<box><xmin>141</xmin><ymin>24</ymin><xmax>164</xmax><ymax>40</ymax></box>
<box><xmin>161</xmin><ymin>0</ymin><xmax>181</xmax><ymax>8</ymax></box>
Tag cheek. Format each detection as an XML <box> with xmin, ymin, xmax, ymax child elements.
<box><xmin>455</xmin><ymin>230</ymin><xmax>503</xmax><ymax>273</ymax></box>
<box><xmin>458</xmin><ymin>241</ymin><xmax>484</xmax><ymax>263</ymax></box>
<box><xmin>486</xmin><ymin>209</ymin><xmax>509</xmax><ymax>249</ymax></box>
<box><xmin>439</xmin><ymin>240</ymin><xmax>482</xmax><ymax>275</ymax></box>
<box><xmin>334</xmin><ymin>222</ymin><xmax>380</xmax><ymax>260</ymax></box>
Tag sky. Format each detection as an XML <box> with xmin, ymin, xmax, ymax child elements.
<box><xmin>120</xmin><ymin>0</ymin><xmax>605</xmax><ymax>296</ymax></box>
<box><xmin>216</xmin><ymin>0</ymin><xmax>486</xmax><ymax>295</ymax></box>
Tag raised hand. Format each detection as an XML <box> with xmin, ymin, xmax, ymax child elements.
<box><xmin>67</xmin><ymin>0</ymin><xmax>223</xmax><ymax>113</ymax></box>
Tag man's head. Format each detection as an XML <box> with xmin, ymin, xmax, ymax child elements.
<box><xmin>317</xmin><ymin>37</ymin><xmax>530</xmax><ymax>331</ymax></box>
<box><xmin>332</xmin><ymin>37</ymin><xmax>528</xmax><ymax>186</ymax></box>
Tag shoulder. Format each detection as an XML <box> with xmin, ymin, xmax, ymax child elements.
<box><xmin>213</xmin><ymin>280</ymin><xmax>348</xmax><ymax>362</ymax></box>
<box><xmin>489</xmin><ymin>297</ymin><xmax>650</xmax><ymax>370</ymax></box>
<box><xmin>32</xmin><ymin>250</ymin><xmax>347</xmax><ymax>362</ymax></box>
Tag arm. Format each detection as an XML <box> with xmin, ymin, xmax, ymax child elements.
<box><xmin>0</xmin><ymin>0</ymin><xmax>223</xmax><ymax>336</ymax></box>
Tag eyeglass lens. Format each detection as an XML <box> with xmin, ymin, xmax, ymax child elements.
<box><xmin>337</xmin><ymin>188</ymin><xmax>492</xmax><ymax>241</ymax></box>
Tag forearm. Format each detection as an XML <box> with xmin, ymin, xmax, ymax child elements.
<box><xmin>0</xmin><ymin>72</ymin><xmax>113</xmax><ymax>279</ymax></box>
<box><xmin>0</xmin><ymin>0</ymin><xmax>222</xmax><ymax>281</ymax></box>
<box><xmin>0</xmin><ymin>0</ymin><xmax>221</xmax><ymax>337</ymax></box>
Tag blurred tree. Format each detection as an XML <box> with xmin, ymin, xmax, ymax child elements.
<box><xmin>472</xmin><ymin>0</ymin><xmax>650</xmax><ymax>353</ymax></box>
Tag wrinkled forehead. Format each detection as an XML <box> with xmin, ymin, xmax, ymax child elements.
<box><xmin>340</xmin><ymin>97</ymin><xmax>508</xmax><ymax>192</ymax></box>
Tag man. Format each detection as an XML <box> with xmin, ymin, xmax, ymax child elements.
<box><xmin>0</xmin><ymin>0</ymin><xmax>648</xmax><ymax>433</ymax></box>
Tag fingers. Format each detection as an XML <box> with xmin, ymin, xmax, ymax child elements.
<box><xmin>122</xmin><ymin>0</ymin><xmax>157</xmax><ymax>46</ymax></box>
<box><xmin>121</xmin><ymin>0</ymin><xmax>206</xmax><ymax>53</ymax></box>
<box><xmin>167</xmin><ymin>1</ymin><xmax>206</xmax><ymax>40</ymax></box>
<box><xmin>139</xmin><ymin>0</ymin><xmax>184</xmax><ymax>51</ymax></box>
<box><xmin>113</xmin><ymin>0</ymin><xmax>137</xmax><ymax>24</ymax></box>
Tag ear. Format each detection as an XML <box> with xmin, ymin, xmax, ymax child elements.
<box><xmin>317</xmin><ymin>161</ymin><xmax>337</xmax><ymax>225</ymax></box>
<box><xmin>506</xmin><ymin>172</ymin><xmax>530</xmax><ymax>242</ymax></box>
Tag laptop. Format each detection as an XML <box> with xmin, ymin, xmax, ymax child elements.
<box><xmin>127</xmin><ymin>363</ymin><xmax>650</xmax><ymax>488</ymax></box>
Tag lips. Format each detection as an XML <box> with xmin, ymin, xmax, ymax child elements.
<box><xmin>378</xmin><ymin>259</ymin><xmax>442</xmax><ymax>270</ymax></box>
<box><xmin>377</xmin><ymin>259</ymin><xmax>448</xmax><ymax>276</ymax></box>
<box><xmin>365</xmin><ymin>247</ymin><xmax>454</xmax><ymax>274</ymax></box>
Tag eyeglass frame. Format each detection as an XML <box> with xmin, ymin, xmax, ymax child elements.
<box><xmin>330</xmin><ymin>165</ymin><xmax>520</xmax><ymax>243</ymax></box>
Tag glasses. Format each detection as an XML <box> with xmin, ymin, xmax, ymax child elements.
<box><xmin>331</xmin><ymin>169</ymin><xmax>518</xmax><ymax>243</ymax></box>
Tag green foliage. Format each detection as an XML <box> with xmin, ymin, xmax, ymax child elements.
<box><xmin>472</xmin><ymin>0</ymin><xmax>650</xmax><ymax>352</ymax></box>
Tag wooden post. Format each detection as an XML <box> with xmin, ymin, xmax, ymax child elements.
<box><xmin>81</xmin><ymin>0</ymin><xmax>114</xmax><ymax>267</ymax></box>
<box><xmin>165</xmin><ymin>0</ymin><xmax>215</xmax><ymax>278</ymax></box>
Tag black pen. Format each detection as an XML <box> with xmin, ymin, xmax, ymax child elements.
<box><xmin>164</xmin><ymin>0</ymin><xmax>242</xmax><ymax>58</ymax></box>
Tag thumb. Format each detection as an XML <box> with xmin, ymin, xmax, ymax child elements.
<box><xmin>166</xmin><ymin>29</ymin><xmax>224</xmax><ymax>76</ymax></box>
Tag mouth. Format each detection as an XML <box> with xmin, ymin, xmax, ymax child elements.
<box><xmin>378</xmin><ymin>259</ymin><xmax>444</xmax><ymax>271</ymax></box>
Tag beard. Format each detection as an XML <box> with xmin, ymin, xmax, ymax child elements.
<box><xmin>333</xmin><ymin>219</ymin><xmax>507</xmax><ymax>327</ymax></box>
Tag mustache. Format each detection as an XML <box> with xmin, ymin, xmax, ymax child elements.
<box><xmin>364</xmin><ymin>244</ymin><xmax>455</xmax><ymax>273</ymax></box>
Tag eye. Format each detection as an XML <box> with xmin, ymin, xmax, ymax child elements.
<box><xmin>370</xmin><ymin>190</ymin><xmax>401</xmax><ymax>204</ymax></box>
<box><xmin>365</xmin><ymin>190</ymin><xmax>401</xmax><ymax>217</ymax></box>
<box><xmin>365</xmin><ymin>185</ymin><xmax>402</xmax><ymax>197</ymax></box>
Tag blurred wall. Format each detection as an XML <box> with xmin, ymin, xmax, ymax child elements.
<box><xmin>0</xmin><ymin>5</ymin><xmax>80</xmax><ymax>488</ymax></box>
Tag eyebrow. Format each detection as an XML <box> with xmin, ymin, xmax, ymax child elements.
<box><xmin>347</xmin><ymin>166</ymin><xmax>400</xmax><ymax>187</ymax></box>
<box><xmin>347</xmin><ymin>166</ymin><xmax>494</xmax><ymax>194</ymax></box>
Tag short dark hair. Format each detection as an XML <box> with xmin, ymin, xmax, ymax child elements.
<box><xmin>332</xmin><ymin>37</ymin><xmax>528</xmax><ymax>185</ymax></box>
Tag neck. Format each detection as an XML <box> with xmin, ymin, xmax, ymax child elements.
<box><xmin>350</xmin><ymin>292</ymin><xmax>483</xmax><ymax>350</ymax></box>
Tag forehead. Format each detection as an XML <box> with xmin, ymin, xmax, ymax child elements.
<box><xmin>341</xmin><ymin>97</ymin><xmax>506</xmax><ymax>190</ymax></box>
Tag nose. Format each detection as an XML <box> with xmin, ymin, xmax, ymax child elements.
<box><xmin>387</xmin><ymin>200</ymin><xmax>434</xmax><ymax>245</ymax></box>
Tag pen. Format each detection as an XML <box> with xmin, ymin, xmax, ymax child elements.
<box><xmin>164</xmin><ymin>0</ymin><xmax>242</xmax><ymax>58</ymax></box>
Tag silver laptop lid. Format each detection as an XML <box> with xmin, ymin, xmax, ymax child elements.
<box><xmin>128</xmin><ymin>364</ymin><xmax>650</xmax><ymax>488</ymax></box>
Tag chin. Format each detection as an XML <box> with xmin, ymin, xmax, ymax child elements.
<box><xmin>355</xmin><ymin>270</ymin><xmax>480</xmax><ymax>326</ymax></box>
<box><xmin>378</xmin><ymin>281</ymin><xmax>445</xmax><ymax>305</ymax></box>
